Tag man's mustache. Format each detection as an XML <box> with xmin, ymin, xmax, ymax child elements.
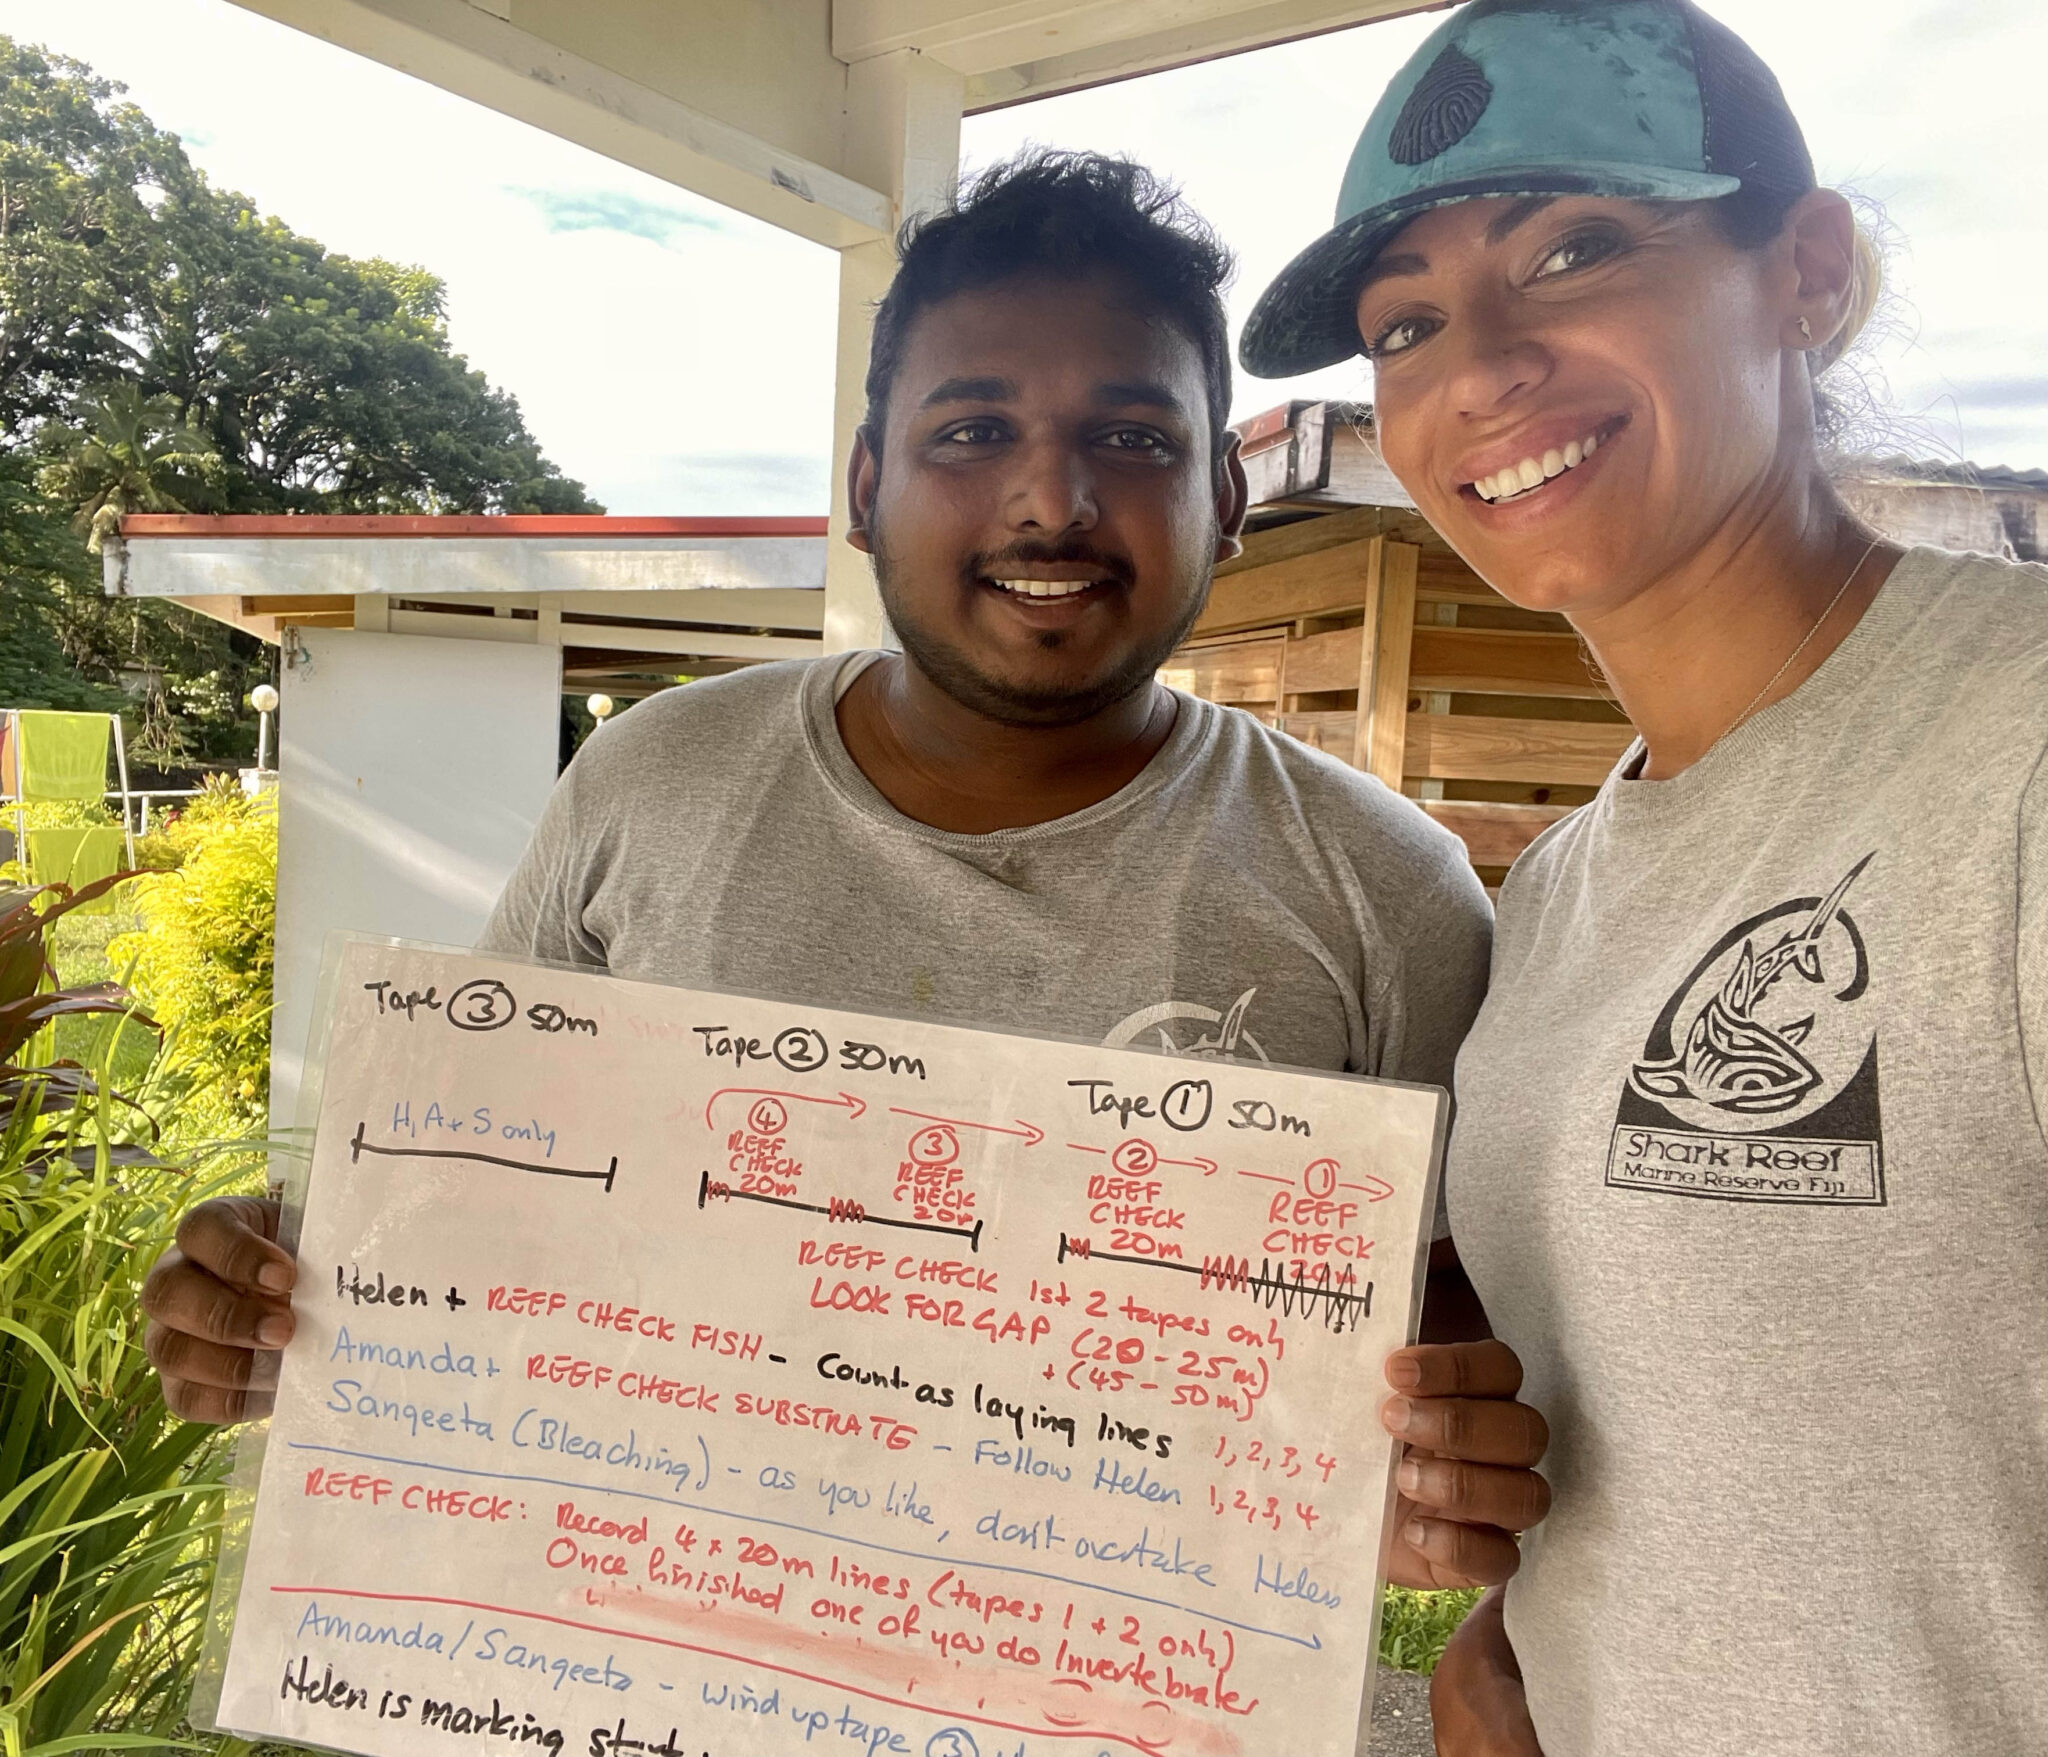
<box><xmin>963</xmin><ymin>540</ymin><xmax>1136</xmax><ymax>587</ymax></box>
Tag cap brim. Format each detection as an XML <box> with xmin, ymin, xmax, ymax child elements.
<box><xmin>1239</xmin><ymin>163</ymin><xmax>1741</xmax><ymax>379</ymax></box>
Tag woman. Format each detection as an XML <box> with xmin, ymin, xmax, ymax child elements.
<box><xmin>1242</xmin><ymin>2</ymin><xmax>2047</xmax><ymax>1753</ymax></box>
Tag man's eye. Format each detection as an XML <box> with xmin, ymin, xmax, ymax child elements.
<box><xmin>938</xmin><ymin>419</ymin><xmax>1006</xmax><ymax>445</ymax></box>
<box><xmin>1532</xmin><ymin>229</ymin><xmax>1624</xmax><ymax>279</ymax></box>
<box><xmin>1100</xmin><ymin>428</ymin><xmax>1173</xmax><ymax>455</ymax></box>
<box><xmin>1367</xmin><ymin>314</ymin><xmax>1438</xmax><ymax>359</ymax></box>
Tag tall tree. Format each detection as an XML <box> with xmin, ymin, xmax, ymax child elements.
<box><xmin>0</xmin><ymin>35</ymin><xmax>601</xmax><ymax>761</ymax></box>
<box><xmin>38</xmin><ymin>381</ymin><xmax>219</xmax><ymax>548</ymax></box>
<box><xmin>0</xmin><ymin>40</ymin><xmax>181</xmax><ymax>434</ymax></box>
<box><xmin>0</xmin><ymin>450</ymin><xmax>110</xmax><ymax>710</ymax></box>
<box><xmin>149</xmin><ymin>210</ymin><xmax>597</xmax><ymax>513</ymax></box>
<box><xmin>0</xmin><ymin>36</ymin><xmax>599</xmax><ymax>514</ymax></box>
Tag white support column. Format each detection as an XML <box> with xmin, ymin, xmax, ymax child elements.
<box><xmin>823</xmin><ymin>50</ymin><xmax>964</xmax><ymax>654</ymax></box>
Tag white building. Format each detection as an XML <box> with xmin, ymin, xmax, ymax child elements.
<box><xmin>110</xmin><ymin>513</ymin><xmax>827</xmax><ymax>1123</ymax></box>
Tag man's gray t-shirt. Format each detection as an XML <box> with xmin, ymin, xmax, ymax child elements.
<box><xmin>1448</xmin><ymin>547</ymin><xmax>2048</xmax><ymax>1756</ymax></box>
<box><xmin>482</xmin><ymin>653</ymin><xmax>1491</xmax><ymax>1094</ymax></box>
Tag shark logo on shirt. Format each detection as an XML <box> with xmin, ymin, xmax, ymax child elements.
<box><xmin>1102</xmin><ymin>988</ymin><xmax>1271</xmax><ymax>1061</ymax></box>
<box><xmin>1628</xmin><ymin>855</ymin><xmax>1870</xmax><ymax>1116</ymax></box>
<box><xmin>1607</xmin><ymin>855</ymin><xmax>1886</xmax><ymax>1206</ymax></box>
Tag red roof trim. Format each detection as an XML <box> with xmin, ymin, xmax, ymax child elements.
<box><xmin>119</xmin><ymin>514</ymin><xmax>829</xmax><ymax>538</ymax></box>
<box><xmin>1232</xmin><ymin>403</ymin><xmax>1296</xmax><ymax>446</ymax></box>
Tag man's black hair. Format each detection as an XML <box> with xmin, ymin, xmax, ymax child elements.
<box><xmin>863</xmin><ymin>149</ymin><xmax>1236</xmax><ymax>458</ymax></box>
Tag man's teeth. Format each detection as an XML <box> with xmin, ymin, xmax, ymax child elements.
<box><xmin>992</xmin><ymin>578</ymin><xmax>1098</xmax><ymax>598</ymax></box>
<box><xmin>1471</xmin><ymin>429</ymin><xmax>1601</xmax><ymax>503</ymax></box>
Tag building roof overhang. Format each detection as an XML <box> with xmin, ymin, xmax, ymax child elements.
<box><xmin>109</xmin><ymin>513</ymin><xmax>834</xmax><ymax>690</ymax></box>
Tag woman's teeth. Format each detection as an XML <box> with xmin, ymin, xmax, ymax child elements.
<box><xmin>1471</xmin><ymin>429</ymin><xmax>1602</xmax><ymax>503</ymax></box>
<box><xmin>992</xmin><ymin>578</ymin><xmax>1097</xmax><ymax>598</ymax></box>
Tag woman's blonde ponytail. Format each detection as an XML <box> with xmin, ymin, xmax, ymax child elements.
<box><xmin>1817</xmin><ymin>219</ymin><xmax>1883</xmax><ymax>373</ymax></box>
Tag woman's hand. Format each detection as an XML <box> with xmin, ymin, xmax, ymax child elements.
<box><xmin>141</xmin><ymin>1196</ymin><xmax>296</xmax><ymax>1424</ymax></box>
<box><xmin>1380</xmin><ymin>1338</ymin><xmax>1549</xmax><ymax>1588</ymax></box>
<box><xmin>1430</xmin><ymin>1586</ymin><xmax>1545</xmax><ymax>1755</ymax></box>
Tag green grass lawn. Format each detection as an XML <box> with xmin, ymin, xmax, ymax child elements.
<box><xmin>48</xmin><ymin>894</ymin><xmax>161</xmax><ymax>1093</ymax></box>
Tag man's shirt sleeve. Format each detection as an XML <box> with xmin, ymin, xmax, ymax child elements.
<box><xmin>1387</xmin><ymin>858</ymin><xmax>1494</xmax><ymax>1092</ymax></box>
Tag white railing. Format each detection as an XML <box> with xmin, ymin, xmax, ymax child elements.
<box><xmin>2</xmin><ymin>788</ymin><xmax>241</xmax><ymax>836</ymax></box>
<box><xmin>119</xmin><ymin>789</ymin><xmax>204</xmax><ymax>835</ymax></box>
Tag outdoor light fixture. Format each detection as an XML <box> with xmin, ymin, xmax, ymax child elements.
<box><xmin>250</xmin><ymin>683</ymin><xmax>280</xmax><ymax>770</ymax></box>
<box><xmin>586</xmin><ymin>693</ymin><xmax>616</xmax><ymax>726</ymax></box>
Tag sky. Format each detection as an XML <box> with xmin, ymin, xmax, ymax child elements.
<box><xmin>3</xmin><ymin>0</ymin><xmax>2042</xmax><ymax>514</ymax></box>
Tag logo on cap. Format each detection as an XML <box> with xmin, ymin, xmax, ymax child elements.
<box><xmin>1388</xmin><ymin>43</ymin><xmax>1493</xmax><ymax>166</ymax></box>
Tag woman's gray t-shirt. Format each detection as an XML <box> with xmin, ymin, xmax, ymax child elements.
<box><xmin>482</xmin><ymin>653</ymin><xmax>1491</xmax><ymax>1091</ymax></box>
<box><xmin>1449</xmin><ymin>547</ymin><xmax>2048</xmax><ymax>1757</ymax></box>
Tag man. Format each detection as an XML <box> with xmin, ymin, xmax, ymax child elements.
<box><xmin>141</xmin><ymin>151</ymin><xmax>1546</xmax><ymax>1602</ymax></box>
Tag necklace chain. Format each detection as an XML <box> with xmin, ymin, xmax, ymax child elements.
<box><xmin>1728</xmin><ymin>536</ymin><xmax>1882</xmax><ymax>735</ymax></box>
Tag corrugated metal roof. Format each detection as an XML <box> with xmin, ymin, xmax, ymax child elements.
<box><xmin>1229</xmin><ymin>404</ymin><xmax>2048</xmax><ymax>495</ymax></box>
<box><xmin>1848</xmin><ymin>456</ymin><xmax>2048</xmax><ymax>491</ymax></box>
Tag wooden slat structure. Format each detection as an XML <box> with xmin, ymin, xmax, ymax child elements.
<box><xmin>1161</xmin><ymin>485</ymin><xmax>1638</xmax><ymax>885</ymax></box>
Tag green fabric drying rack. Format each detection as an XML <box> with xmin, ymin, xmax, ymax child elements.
<box><xmin>3</xmin><ymin>709</ymin><xmax>138</xmax><ymax>885</ymax></box>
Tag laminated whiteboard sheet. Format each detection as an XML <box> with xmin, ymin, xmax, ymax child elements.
<box><xmin>208</xmin><ymin>938</ymin><xmax>1445</xmax><ymax>1757</ymax></box>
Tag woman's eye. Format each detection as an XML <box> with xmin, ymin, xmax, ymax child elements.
<box><xmin>1368</xmin><ymin>314</ymin><xmax>1438</xmax><ymax>359</ymax></box>
<box><xmin>1533</xmin><ymin>230</ymin><xmax>1624</xmax><ymax>279</ymax></box>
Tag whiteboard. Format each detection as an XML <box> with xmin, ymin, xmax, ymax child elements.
<box><xmin>208</xmin><ymin>939</ymin><xmax>1444</xmax><ymax>1757</ymax></box>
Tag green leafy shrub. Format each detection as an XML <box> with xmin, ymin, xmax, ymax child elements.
<box><xmin>108</xmin><ymin>783</ymin><xmax>275</xmax><ymax>1149</ymax></box>
<box><xmin>1</xmin><ymin>881</ymin><xmax>237</xmax><ymax>1757</ymax></box>
<box><xmin>1379</xmin><ymin>1584</ymin><xmax>1481</xmax><ymax>1675</ymax></box>
<box><xmin>5</xmin><ymin>802</ymin><xmax>116</xmax><ymax>831</ymax></box>
<box><xmin>127</xmin><ymin>829</ymin><xmax>191</xmax><ymax>876</ymax></box>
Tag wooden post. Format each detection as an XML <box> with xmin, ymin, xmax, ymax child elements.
<box><xmin>1349</xmin><ymin>538</ymin><xmax>1385</xmax><ymax>774</ymax></box>
<box><xmin>1359</xmin><ymin>539</ymin><xmax>1419</xmax><ymax>789</ymax></box>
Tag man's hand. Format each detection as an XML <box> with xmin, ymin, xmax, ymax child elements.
<box><xmin>1430</xmin><ymin>1587</ymin><xmax>1545</xmax><ymax>1755</ymax></box>
<box><xmin>141</xmin><ymin>1196</ymin><xmax>295</xmax><ymax>1424</ymax></box>
<box><xmin>1379</xmin><ymin>1339</ymin><xmax>1549</xmax><ymax>1589</ymax></box>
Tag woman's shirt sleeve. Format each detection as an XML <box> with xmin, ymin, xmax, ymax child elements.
<box><xmin>2020</xmin><ymin>745</ymin><xmax>2048</xmax><ymax>1150</ymax></box>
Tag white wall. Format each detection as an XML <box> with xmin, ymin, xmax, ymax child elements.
<box><xmin>271</xmin><ymin>630</ymin><xmax>563</xmax><ymax>1130</ymax></box>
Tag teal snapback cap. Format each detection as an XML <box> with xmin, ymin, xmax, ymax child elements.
<box><xmin>1240</xmin><ymin>0</ymin><xmax>1815</xmax><ymax>377</ymax></box>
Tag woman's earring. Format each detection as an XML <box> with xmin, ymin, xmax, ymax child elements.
<box><xmin>1797</xmin><ymin>316</ymin><xmax>1813</xmax><ymax>342</ymax></box>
